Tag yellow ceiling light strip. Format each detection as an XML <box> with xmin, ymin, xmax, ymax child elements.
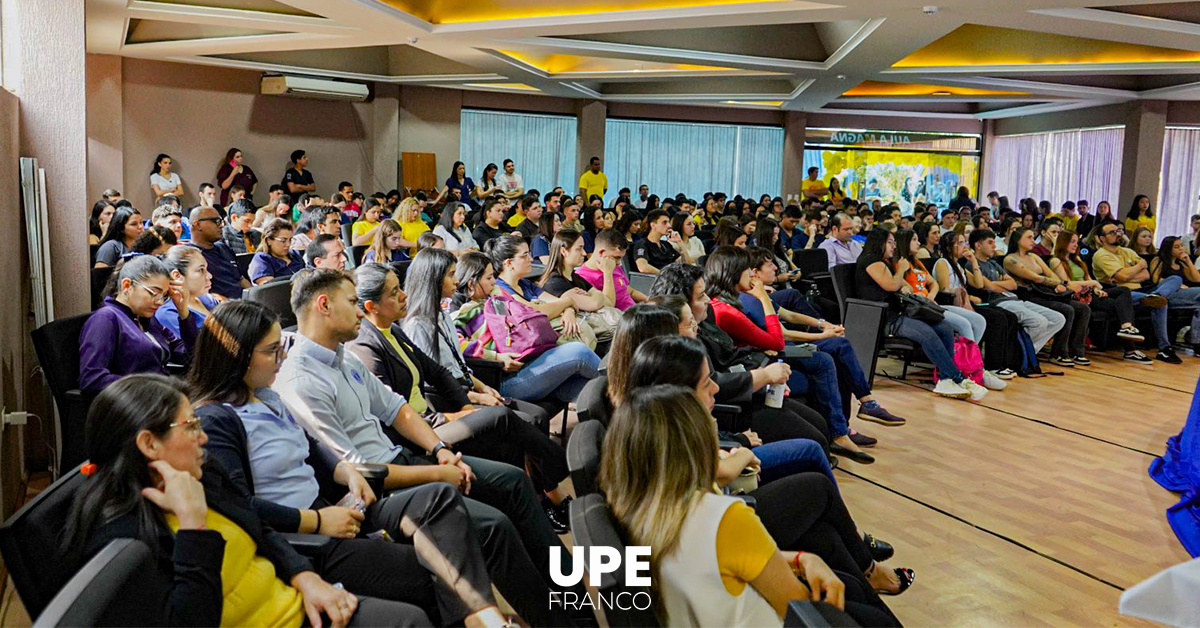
<box><xmin>723</xmin><ymin>100</ymin><xmax>784</xmax><ymax>106</ymax></box>
<box><xmin>498</xmin><ymin>49</ymin><xmax>736</xmax><ymax>74</ymax></box>
<box><xmin>463</xmin><ymin>82</ymin><xmax>541</xmax><ymax>91</ymax></box>
<box><xmin>843</xmin><ymin>80</ymin><xmax>1027</xmax><ymax>97</ymax></box>
<box><xmin>895</xmin><ymin>24</ymin><xmax>1200</xmax><ymax>67</ymax></box>
<box><xmin>376</xmin><ymin>0</ymin><xmax>796</xmax><ymax>25</ymax></box>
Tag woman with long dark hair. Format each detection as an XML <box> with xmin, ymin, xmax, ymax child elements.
<box><xmin>249</xmin><ymin>218</ymin><xmax>305</xmax><ymax>285</ymax></box>
<box><xmin>1004</xmin><ymin>227</ymin><xmax>1091</xmax><ymax>366</ymax></box>
<box><xmin>433</xmin><ymin>161</ymin><xmax>478</xmax><ymax>210</ymax></box>
<box><xmin>753</xmin><ymin>217</ymin><xmax>800</xmax><ymax>283</ymax></box>
<box><xmin>948</xmin><ymin>186</ymin><xmax>974</xmax><ymax>212</ymax></box>
<box><xmin>150</xmin><ymin>153</ymin><xmax>184</xmax><ymax>200</ymax></box>
<box><xmin>1048</xmin><ymin>230</ymin><xmax>1148</xmax><ymax>362</ymax></box>
<box><xmin>1125</xmin><ymin>194</ymin><xmax>1156</xmax><ymax>235</ymax></box>
<box><xmin>188</xmin><ymin>300</ymin><xmax>514</xmax><ymax>627</ymax></box>
<box><xmin>90</xmin><ymin>199</ymin><xmax>114</xmax><ymax>246</ymax></box>
<box><xmin>432</xmin><ymin>202</ymin><xmax>479</xmax><ymax>253</ymax></box>
<box><xmin>530</xmin><ymin>211</ymin><xmax>560</xmax><ymax>265</ymax></box>
<box><xmin>477</xmin><ymin>163</ymin><xmax>499</xmax><ymax>199</ymax></box>
<box><xmin>580</xmin><ymin>206</ymin><xmax>614</xmax><ymax>253</ymax></box>
<box><xmin>364</xmin><ymin>219</ymin><xmax>412</xmax><ymax>265</ymax></box>
<box><xmin>894</xmin><ymin>229</ymin><xmax>991</xmax><ymax>352</ymax></box>
<box><xmin>216</xmin><ymin>147</ymin><xmax>258</xmax><ymax>206</ymax></box>
<box><xmin>95</xmin><ymin>206</ymin><xmax>146</xmax><ymax>268</ymax></box>
<box><xmin>715</xmin><ymin>216</ymin><xmax>747</xmax><ymax>248</ymax></box>
<box><xmin>450</xmin><ymin>249</ymin><xmax>600</xmax><ymax>403</ymax></box>
<box><xmin>80</xmin><ymin>255</ymin><xmax>196</xmax><ymax>394</ymax></box>
<box><xmin>62</xmin><ymin>374</ymin><xmax>431</xmax><ymax>627</ymax></box>
<box><xmin>856</xmin><ymin>229</ymin><xmax>985</xmax><ymax>400</ymax></box>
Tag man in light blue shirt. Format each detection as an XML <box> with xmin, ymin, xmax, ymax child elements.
<box><xmin>275</xmin><ymin>268</ymin><xmax>589</xmax><ymax>627</ymax></box>
<box><xmin>818</xmin><ymin>213</ymin><xmax>863</xmax><ymax>268</ymax></box>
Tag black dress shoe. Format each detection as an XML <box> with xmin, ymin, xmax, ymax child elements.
<box><xmin>849</xmin><ymin>431</ymin><xmax>878</xmax><ymax>448</ymax></box>
<box><xmin>830</xmin><ymin>444</ymin><xmax>875</xmax><ymax>464</ymax></box>
<box><xmin>864</xmin><ymin>533</ymin><xmax>894</xmax><ymax>562</ymax></box>
<box><xmin>543</xmin><ymin>496</ymin><xmax>571</xmax><ymax>534</ymax></box>
<box><xmin>828</xmin><ymin>455</ymin><xmax>839</xmax><ymax>470</ymax></box>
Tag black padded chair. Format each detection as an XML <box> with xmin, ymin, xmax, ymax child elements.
<box><xmin>235</xmin><ymin>252</ymin><xmax>255</xmax><ymax>279</ymax></box>
<box><xmin>391</xmin><ymin>260</ymin><xmax>412</xmax><ymax>288</ymax></box>
<box><xmin>33</xmin><ymin>539</ymin><xmax>159</xmax><ymax>628</ymax></box>
<box><xmin>566</xmin><ymin>419</ymin><xmax>604</xmax><ymax>497</ymax></box>
<box><xmin>0</xmin><ymin>467</ymin><xmax>86</xmax><ymax>617</ymax></box>
<box><xmin>90</xmin><ymin>267</ymin><xmax>114</xmax><ymax>311</ymax></box>
<box><xmin>88</xmin><ymin>243</ymin><xmax>100</xmax><ymax>266</ymax></box>
<box><xmin>829</xmin><ymin>263</ymin><xmax>921</xmax><ymax>384</ymax></box>
<box><xmin>243</xmin><ymin>279</ymin><xmax>296</xmax><ymax>328</ymax></box>
<box><xmin>785</xmin><ymin>601</ymin><xmax>855</xmax><ymax>627</ymax></box>
<box><xmin>793</xmin><ymin>248</ymin><xmax>831</xmax><ymax>281</ymax></box>
<box><xmin>340</xmin><ymin>223</ymin><xmax>354</xmax><ymax>247</ymax></box>
<box><xmin>568</xmin><ymin>494</ymin><xmax>659</xmax><ymax>628</ymax></box>
<box><xmin>351</xmin><ymin>245</ymin><xmax>369</xmax><ymax>268</ymax></box>
<box><xmin>30</xmin><ymin>314</ymin><xmax>93</xmax><ymax>473</ymax></box>
<box><xmin>575</xmin><ymin>376</ymin><xmax>609</xmax><ymax>426</ymax></box>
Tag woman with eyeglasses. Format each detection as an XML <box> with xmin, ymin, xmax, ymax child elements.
<box><xmin>249</xmin><ymin>218</ymin><xmax>305</xmax><ymax>285</ymax></box>
<box><xmin>80</xmin><ymin>255</ymin><xmax>196</xmax><ymax>395</ymax></box>
<box><xmin>63</xmin><ymin>374</ymin><xmax>433</xmax><ymax>628</ymax></box>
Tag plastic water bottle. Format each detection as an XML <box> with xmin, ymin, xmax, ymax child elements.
<box><xmin>764</xmin><ymin>360</ymin><xmax>785</xmax><ymax>408</ymax></box>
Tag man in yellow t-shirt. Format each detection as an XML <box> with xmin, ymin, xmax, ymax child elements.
<box><xmin>1091</xmin><ymin>222</ymin><xmax>1183</xmax><ymax>363</ymax></box>
<box><xmin>579</xmin><ymin>156</ymin><xmax>608</xmax><ymax>203</ymax></box>
<box><xmin>800</xmin><ymin>167</ymin><xmax>828</xmax><ymax>201</ymax></box>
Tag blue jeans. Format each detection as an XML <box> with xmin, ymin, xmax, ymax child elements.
<box><xmin>770</xmin><ymin>288</ymin><xmax>823</xmax><ymax>320</ymax></box>
<box><xmin>891</xmin><ymin>315</ymin><xmax>964</xmax><ymax>383</ymax></box>
<box><xmin>1168</xmin><ymin>285</ymin><xmax>1200</xmax><ymax>344</ymax></box>
<box><xmin>813</xmin><ymin>337</ymin><xmax>871</xmax><ymax>421</ymax></box>
<box><xmin>1132</xmin><ymin>275</ymin><xmax>1184</xmax><ymax>349</ymax></box>
<box><xmin>784</xmin><ymin>351</ymin><xmax>848</xmax><ymax>438</ymax></box>
<box><xmin>754</xmin><ymin>439</ymin><xmax>836</xmax><ymax>487</ymax></box>
<box><xmin>499</xmin><ymin>342</ymin><xmax>600</xmax><ymax>403</ymax></box>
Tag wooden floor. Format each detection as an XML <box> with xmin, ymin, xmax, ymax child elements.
<box><xmin>837</xmin><ymin>351</ymin><xmax>1196</xmax><ymax>626</ymax></box>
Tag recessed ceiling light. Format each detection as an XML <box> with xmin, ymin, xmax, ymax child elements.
<box><xmin>931</xmin><ymin>90</ymin><xmax>952</xmax><ymax>95</ymax></box>
<box><xmin>836</xmin><ymin>74</ymin><xmax>847</xmax><ymax>80</ymax></box>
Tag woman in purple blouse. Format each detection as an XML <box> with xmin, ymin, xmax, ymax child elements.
<box><xmin>79</xmin><ymin>255</ymin><xmax>198</xmax><ymax>394</ymax></box>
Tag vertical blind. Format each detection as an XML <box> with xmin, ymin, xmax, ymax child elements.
<box><xmin>459</xmin><ymin>109</ymin><xmax>578</xmax><ymax>194</ymax></box>
<box><xmin>983</xmin><ymin>127</ymin><xmax>1124</xmax><ymax>211</ymax></box>
<box><xmin>604</xmin><ymin>118</ymin><xmax>783</xmax><ymax>203</ymax></box>
<box><xmin>1158</xmin><ymin>127</ymin><xmax>1200</xmax><ymax>240</ymax></box>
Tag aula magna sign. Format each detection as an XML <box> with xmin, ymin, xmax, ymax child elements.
<box><xmin>548</xmin><ymin>546</ymin><xmax>653</xmax><ymax>611</ymax></box>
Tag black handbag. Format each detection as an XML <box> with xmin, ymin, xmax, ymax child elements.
<box><xmin>1019</xmin><ymin>283</ymin><xmax>1073</xmax><ymax>303</ymax></box>
<box><xmin>897</xmin><ymin>293</ymin><xmax>946</xmax><ymax>324</ymax></box>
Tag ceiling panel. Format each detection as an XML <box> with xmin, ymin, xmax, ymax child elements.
<box><xmin>1099</xmin><ymin>2</ymin><xmax>1200</xmax><ymax>25</ymax></box>
<box><xmin>371</xmin><ymin>0</ymin><xmax>803</xmax><ymax>25</ymax></box>
<box><xmin>555</xmin><ymin>23</ymin><xmax>830</xmax><ymax>61</ymax></box>
<box><xmin>156</xmin><ymin>0</ymin><xmax>321</xmax><ymax>17</ymax></box>
<box><xmin>125</xmin><ymin>18</ymin><xmax>284</xmax><ymax>44</ymax></box>
<box><xmin>844</xmin><ymin>80</ymin><xmax>1027</xmax><ymax>96</ymax></box>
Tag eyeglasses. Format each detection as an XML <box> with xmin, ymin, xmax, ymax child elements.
<box><xmin>256</xmin><ymin>344</ymin><xmax>287</xmax><ymax>363</ymax></box>
<box><xmin>268</xmin><ymin>236</ymin><xmax>291</xmax><ymax>244</ymax></box>
<box><xmin>195</xmin><ymin>217</ymin><xmax>225</xmax><ymax>226</ymax></box>
<box><xmin>168</xmin><ymin>416</ymin><xmax>204</xmax><ymax>436</ymax></box>
<box><xmin>132</xmin><ymin>281</ymin><xmax>167</xmax><ymax>304</ymax></box>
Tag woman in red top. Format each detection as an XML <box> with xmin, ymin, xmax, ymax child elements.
<box><xmin>705</xmin><ymin>246</ymin><xmax>785</xmax><ymax>351</ymax></box>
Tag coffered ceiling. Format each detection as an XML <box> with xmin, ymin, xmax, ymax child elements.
<box><xmin>87</xmin><ymin>0</ymin><xmax>1200</xmax><ymax>119</ymax></box>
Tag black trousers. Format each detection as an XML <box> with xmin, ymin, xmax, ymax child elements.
<box><xmin>743</xmin><ymin>397</ymin><xmax>831</xmax><ymax>453</ymax></box>
<box><xmin>431</xmin><ymin>405</ymin><xmax>570</xmax><ymax>493</ymax></box>
<box><xmin>310</xmin><ymin>482</ymin><xmax>496</xmax><ymax>625</ymax></box>
<box><xmin>303</xmin><ymin>596</ymin><xmax>432</xmax><ymax>627</ymax></box>
<box><xmin>393</xmin><ymin>452</ymin><xmax>592</xmax><ymax>627</ymax></box>
<box><xmin>1091</xmin><ymin>284</ymin><xmax>1135</xmax><ymax>327</ymax></box>
<box><xmin>1027</xmin><ymin>295</ymin><xmax>1091</xmax><ymax>358</ymax></box>
<box><xmin>751</xmin><ymin>472</ymin><xmax>899</xmax><ymax>625</ymax></box>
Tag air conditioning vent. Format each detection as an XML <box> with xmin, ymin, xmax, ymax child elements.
<box><xmin>261</xmin><ymin>75</ymin><xmax>369</xmax><ymax>102</ymax></box>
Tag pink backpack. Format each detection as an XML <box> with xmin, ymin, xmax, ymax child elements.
<box><xmin>935</xmin><ymin>337</ymin><xmax>985</xmax><ymax>385</ymax></box>
<box><xmin>481</xmin><ymin>292</ymin><xmax>559</xmax><ymax>361</ymax></box>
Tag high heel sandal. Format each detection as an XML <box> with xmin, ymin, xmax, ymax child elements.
<box><xmin>867</xmin><ymin>562</ymin><xmax>915</xmax><ymax>596</ymax></box>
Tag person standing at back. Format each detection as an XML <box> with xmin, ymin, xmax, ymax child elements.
<box><xmin>216</xmin><ymin>148</ymin><xmax>258</xmax><ymax>207</ymax></box>
<box><xmin>578</xmin><ymin>156</ymin><xmax>608</xmax><ymax>204</ymax></box>
<box><xmin>801</xmin><ymin>167</ymin><xmax>828</xmax><ymax>201</ymax></box>
<box><xmin>282</xmin><ymin>149</ymin><xmax>316</xmax><ymax>197</ymax></box>
<box><xmin>150</xmin><ymin>153</ymin><xmax>184</xmax><ymax>201</ymax></box>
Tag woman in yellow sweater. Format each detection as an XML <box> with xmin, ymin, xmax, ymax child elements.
<box><xmin>1125</xmin><ymin>194</ymin><xmax>1157</xmax><ymax>236</ymax></box>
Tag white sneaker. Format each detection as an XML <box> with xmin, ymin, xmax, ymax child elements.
<box><xmin>960</xmin><ymin>379</ymin><xmax>989</xmax><ymax>401</ymax></box>
<box><xmin>981</xmin><ymin>370</ymin><xmax>1008</xmax><ymax>390</ymax></box>
<box><xmin>932</xmin><ymin>379</ymin><xmax>970</xmax><ymax>399</ymax></box>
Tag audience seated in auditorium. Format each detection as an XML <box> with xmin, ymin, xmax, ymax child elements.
<box><xmin>631</xmin><ymin>209</ymin><xmax>684</xmax><ymax>274</ymax></box>
<box><xmin>63</xmin><ymin>374</ymin><xmax>430</xmax><ymax>627</ymax></box>
<box><xmin>273</xmin><ymin>268</ymin><xmax>594</xmax><ymax>627</ymax></box>
<box><xmin>1091</xmin><ymin>223</ymin><xmax>1188</xmax><ymax>363</ymax></box>
<box><xmin>190</xmin><ymin>205</ymin><xmax>250</xmax><ymax>300</ymax></box>
<box><xmin>536</xmin><ymin>230</ymin><xmax>623</xmax><ymax>340</ymax></box>
<box><xmin>249</xmin><ymin>218</ymin><xmax>305</xmax><ymax>285</ymax></box>
<box><xmin>1002</xmin><ymin>227</ymin><xmax>1091</xmax><ymax>367</ymax></box>
<box><xmin>397</xmin><ymin>198</ymin><xmax>432</xmax><ymax>256</ymax></box>
<box><xmin>222</xmin><ymin>200</ymin><xmax>263</xmax><ymax>255</ymax></box>
<box><xmin>894</xmin><ymin>231</ymin><xmax>992</xmax><ymax>362</ymax></box>
<box><xmin>434</xmin><ymin>202</ymin><xmax>479</xmax><ymax>253</ymax></box>
<box><xmin>347</xmin><ymin>263</ymin><xmax>573</xmax><ymax>531</ymax></box>
<box><xmin>574</xmin><ymin>229</ymin><xmax>647</xmax><ymax>310</ymax></box>
<box><xmin>966</xmin><ymin>229</ymin><xmax>1067</xmax><ymax>361</ymax></box>
<box><xmin>352</xmin><ymin>198</ymin><xmax>386</xmax><ymax>246</ymax></box>
<box><xmin>531</xmin><ymin>212</ymin><xmax>560</xmax><ymax>264</ymax></box>
<box><xmin>857</xmin><ymin>229</ymin><xmax>988</xmax><ymax>401</ymax></box>
<box><xmin>363</xmin><ymin>220</ymin><xmax>412</xmax><ymax>265</ymax></box>
<box><xmin>299</xmin><ymin>236</ymin><xmax>343</xmax><ymax>273</ymax></box>
<box><xmin>95</xmin><ymin>206</ymin><xmax>145</xmax><ymax>268</ymax></box>
<box><xmin>448</xmin><ymin>250</ymin><xmax>600</xmax><ymax>405</ymax></box>
<box><xmin>931</xmin><ymin>231</ymin><xmax>1019</xmax><ymax>377</ymax></box>
<box><xmin>80</xmin><ymin>255</ymin><xmax>197</xmax><ymax>394</ymax></box>
<box><xmin>819</xmin><ymin>214</ymin><xmax>862</xmax><ymax>269</ymax></box>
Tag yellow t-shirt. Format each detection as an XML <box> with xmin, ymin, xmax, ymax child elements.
<box><xmin>830</xmin><ymin>189</ymin><xmax>846</xmax><ymax>204</ymax></box>
<box><xmin>379</xmin><ymin>324</ymin><xmax>428</xmax><ymax>414</ymax></box>
<box><xmin>801</xmin><ymin>178</ymin><xmax>826</xmax><ymax>200</ymax></box>
<box><xmin>167</xmin><ymin>510</ymin><xmax>304</xmax><ymax>628</ymax></box>
<box><xmin>1060</xmin><ymin>214</ymin><xmax>1079</xmax><ymax>232</ymax></box>
<box><xmin>400</xmin><ymin>219</ymin><xmax>430</xmax><ymax>255</ymax></box>
<box><xmin>1125</xmin><ymin>215</ymin><xmax>1156</xmax><ymax>235</ymax></box>
<box><xmin>352</xmin><ymin>219</ymin><xmax>380</xmax><ymax>245</ymax></box>
<box><xmin>1092</xmin><ymin>246</ymin><xmax>1144</xmax><ymax>289</ymax></box>
<box><xmin>507</xmin><ymin>213</ymin><xmax>527</xmax><ymax>228</ymax></box>
<box><xmin>579</xmin><ymin>170</ymin><xmax>608</xmax><ymax>200</ymax></box>
<box><xmin>714</xmin><ymin>500</ymin><xmax>777</xmax><ymax>596</ymax></box>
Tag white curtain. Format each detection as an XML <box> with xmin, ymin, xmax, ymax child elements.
<box><xmin>459</xmin><ymin>109</ymin><xmax>578</xmax><ymax>194</ymax></box>
<box><xmin>985</xmin><ymin>127</ymin><xmax>1124</xmax><ymax>210</ymax></box>
<box><xmin>604</xmin><ymin>118</ymin><xmax>782</xmax><ymax>203</ymax></box>
<box><xmin>1158</xmin><ymin>127</ymin><xmax>1200</xmax><ymax>239</ymax></box>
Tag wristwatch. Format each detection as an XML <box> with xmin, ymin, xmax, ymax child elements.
<box><xmin>430</xmin><ymin>441</ymin><xmax>452</xmax><ymax>458</ymax></box>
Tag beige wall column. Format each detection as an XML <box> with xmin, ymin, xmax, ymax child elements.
<box><xmin>782</xmin><ymin>110</ymin><xmax>807</xmax><ymax>203</ymax></box>
<box><xmin>86</xmin><ymin>54</ymin><xmax>124</xmax><ymax>204</ymax></box>
<box><xmin>398</xmin><ymin>85</ymin><xmax>462</xmax><ymax>186</ymax></box>
<box><xmin>1118</xmin><ymin>100</ymin><xmax>1167</xmax><ymax>219</ymax></box>
<box><xmin>15</xmin><ymin>0</ymin><xmax>89</xmax><ymax>317</ymax></box>
<box><xmin>372</xmin><ymin>83</ymin><xmax>400</xmax><ymax>192</ymax></box>
<box><xmin>575</xmin><ymin>100</ymin><xmax>607</xmax><ymax>194</ymax></box>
